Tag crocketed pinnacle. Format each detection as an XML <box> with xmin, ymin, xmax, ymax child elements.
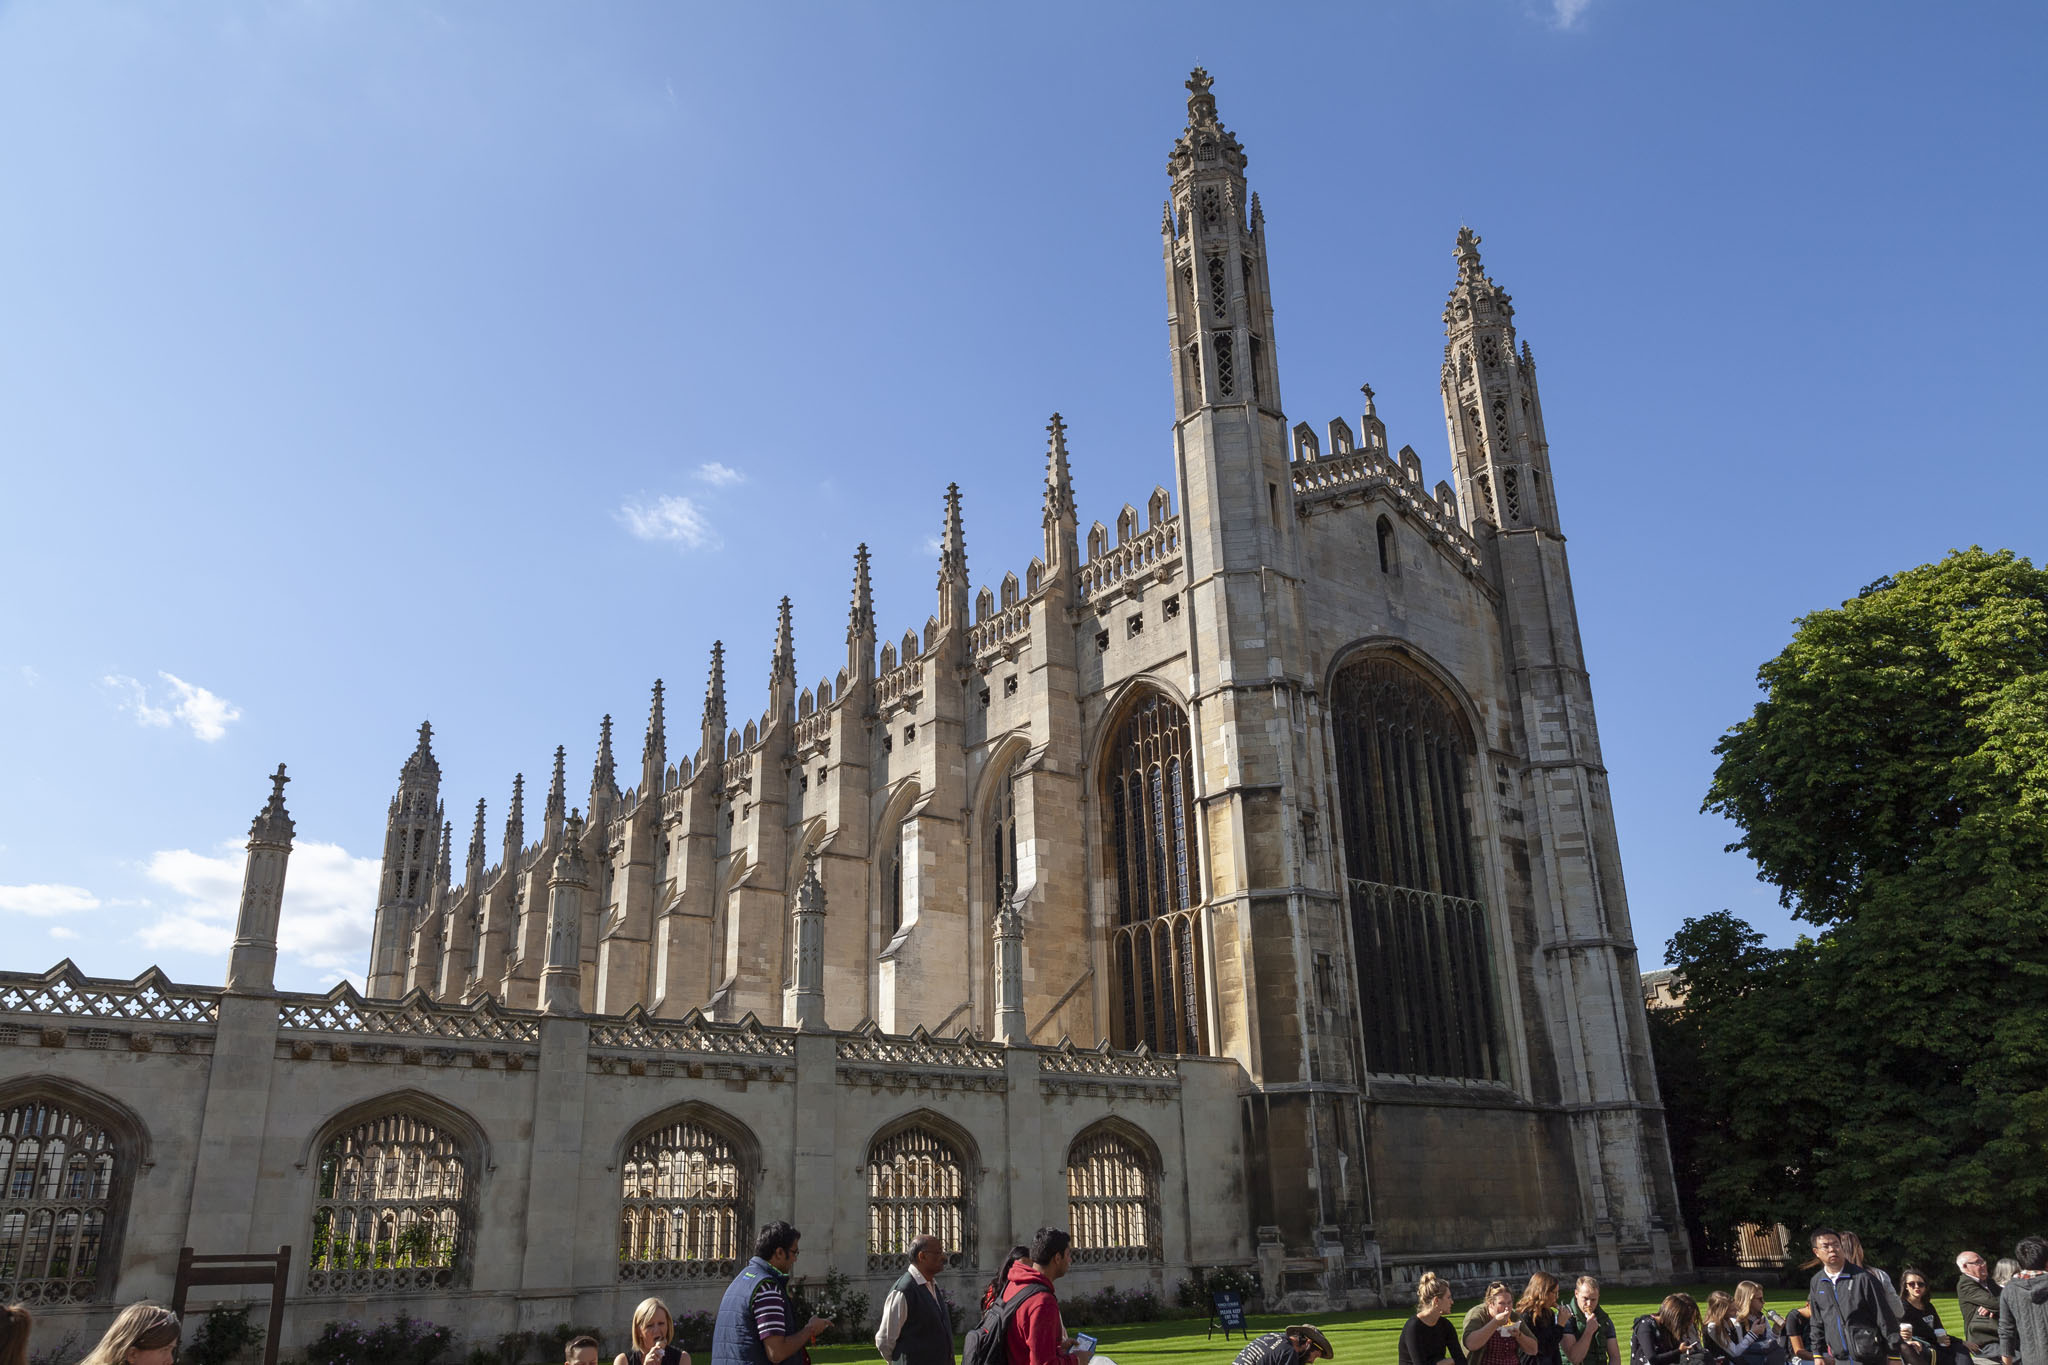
<box><xmin>545</xmin><ymin>745</ymin><xmax>567</xmax><ymax>828</ymax></box>
<box><xmin>642</xmin><ymin>680</ymin><xmax>665</xmax><ymax>767</ymax></box>
<box><xmin>1454</xmin><ymin>225</ymin><xmax>1486</xmax><ymax>283</ymax></box>
<box><xmin>848</xmin><ymin>545</ymin><xmax>874</xmax><ymax>644</ymax></box>
<box><xmin>1169</xmin><ymin>66</ymin><xmax>1246</xmax><ymax>179</ymax></box>
<box><xmin>248</xmin><ymin>763</ymin><xmax>295</xmax><ymax>846</ymax></box>
<box><xmin>436</xmin><ymin>820</ymin><xmax>453</xmax><ymax>884</ymax></box>
<box><xmin>938</xmin><ymin>483</ymin><xmax>967</xmax><ymax>586</ymax></box>
<box><xmin>400</xmin><ymin>720</ymin><xmax>439</xmax><ymax>784</ymax></box>
<box><xmin>505</xmin><ymin>773</ymin><xmax>525</xmax><ymax>852</ymax></box>
<box><xmin>1445</xmin><ymin>224</ymin><xmax>1513</xmax><ymax>326</ymax></box>
<box><xmin>769</xmin><ymin>597</ymin><xmax>796</xmax><ymax>688</ymax></box>
<box><xmin>468</xmin><ymin>797</ymin><xmax>488</xmax><ymax>867</ymax></box>
<box><xmin>1042</xmin><ymin>413</ymin><xmax>1075</xmax><ymax>528</ymax></box>
<box><xmin>702</xmin><ymin>641</ymin><xmax>726</xmax><ymax>726</ymax></box>
<box><xmin>591</xmin><ymin>714</ymin><xmax>617</xmax><ymax>803</ymax></box>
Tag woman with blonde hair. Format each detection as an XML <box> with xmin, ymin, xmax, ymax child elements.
<box><xmin>1718</xmin><ymin>1282</ymin><xmax>1786</xmax><ymax>1365</ymax></box>
<box><xmin>1514</xmin><ymin>1272</ymin><xmax>1565</xmax><ymax>1365</ymax></box>
<box><xmin>617</xmin><ymin>1296</ymin><xmax>688</xmax><ymax>1365</ymax></box>
<box><xmin>1400</xmin><ymin>1272</ymin><xmax>1469</xmax><ymax>1365</ymax></box>
<box><xmin>0</xmin><ymin>1304</ymin><xmax>30</xmax><ymax>1365</ymax></box>
<box><xmin>78</xmin><ymin>1303</ymin><xmax>180</xmax><ymax>1365</ymax></box>
<box><xmin>1467</xmin><ymin>1282</ymin><xmax>1522</xmax><ymax>1365</ymax></box>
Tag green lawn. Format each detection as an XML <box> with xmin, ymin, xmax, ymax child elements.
<box><xmin>808</xmin><ymin>1282</ymin><xmax>1977</xmax><ymax>1365</ymax></box>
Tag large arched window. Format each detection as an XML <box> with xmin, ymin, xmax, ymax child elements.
<box><xmin>308</xmin><ymin>1107</ymin><xmax>473</xmax><ymax>1294</ymax></box>
<box><xmin>619</xmin><ymin>1109</ymin><xmax>755</xmax><ymax>1282</ymax></box>
<box><xmin>0</xmin><ymin>1095</ymin><xmax>126</xmax><ymax>1304</ymax></box>
<box><xmin>1064</xmin><ymin>1122</ymin><xmax>1159</xmax><ymax>1263</ymax></box>
<box><xmin>866</xmin><ymin>1118</ymin><xmax>972</xmax><ymax>1272</ymax></box>
<box><xmin>1102</xmin><ymin>689</ymin><xmax>1206</xmax><ymax>1054</ymax></box>
<box><xmin>1330</xmin><ymin>653</ymin><xmax>1500</xmax><ymax>1080</ymax></box>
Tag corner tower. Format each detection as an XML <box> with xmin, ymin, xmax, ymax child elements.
<box><xmin>369</xmin><ymin>722</ymin><xmax>441</xmax><ymax>997</ymax></box>
<box><xmin>1441</xmin><ymin>228</ymin><xmax>1558</xmax><ymax>533</ymax></box>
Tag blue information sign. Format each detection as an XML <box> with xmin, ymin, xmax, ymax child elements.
<box><xmin>1212</xmin><ymin>1291</ymin><xmax>1247</xmax><ymax>1339</ymax></box>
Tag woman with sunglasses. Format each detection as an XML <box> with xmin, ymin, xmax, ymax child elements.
<box><xmin>1897</xmin><ymin>1268</ymin><xmax>1959</xmax><ymax>1365</ymax></box>
<box><xmin>79</xmin><ymin>1303</ymin><xmax>180</xmax><ymax>1365</ymax></box>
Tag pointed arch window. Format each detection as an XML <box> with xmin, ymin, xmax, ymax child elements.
<box><xmin>1377</xmin><ymin>517</ymin><xmax>1396</xmax><ymax>574</ymax></box>
<box><xmin>619</xmin><ymin>1111</ymin><xmax>755</xmax><ymax>1282</ymax></box>
<box><xmin>989</xmin><ymin>761</ymin><xmax>1019</xmax><ymax>909</ymax></box>
<box><xmin>1330</xmin><ymin>654</ymin><xmax>1500</xmax><ymax>1080</ymax></box>
<box><xmin>866</xmin><ymin>1121</ymin><xmax>973</xmax><ymax>1271</ymax></box>
<box><xmin>1103</xmin><ymin>690</ymin><xmax>1207</xmax><ymax>1055</ymax></box>
<box><xmin>882</xmin><ymin>821</ymin><xmax>907</xmax><ymax>937</ymax></box>
<box><xmin>0</xmin><ymin>1096</ymin><xmax>126</xmax><ymax>1304</ymax></box>
<box><xmin>1065</xmin><ymin>1124</ymin><xmax>1160</xmax><ymax>1263</ymax></box>
<box><xmin>308</xmin><ymin>1108</ymin><xmax>473</xmax><ymax>1294</ymax></box>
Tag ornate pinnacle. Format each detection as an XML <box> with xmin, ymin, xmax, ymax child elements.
<box><xmin>591</xmin><ymin>714</ymin><xmax>617</xmax><ymax>803</ymax></box>
<box><xmin>1360</xmin><ymin>382</ymin><xmax>1377</xmax><ymax>416</ymax></box>
<box><xmin>769</xmin><ymin>597</ymin><xmax>796</xmax><ymax>687</ymax></box>
<box><xmin>468</xmin><ymin>797</ymin><xmax>488</xmax><ymax>867</ymax></box>
<box><xmin>702</xmin><ymin>641</ymin><xmax>726</xmax><ymax>725</ymax></box>
<box><xmin>643</xmin><ymin>680</ymin><xmax>665</xmax><ymax>766</ymax></box>
<box><xmin>248</xmin><ymin>763</ymin><xmax>295</xmax><ymax>846</ymax></box>
<box><xmin>505</xmin><ymin>773</ymin><xmax>525</xmax><ymax>850</ymax></box>
<box><xmin>848</xmin><ymin>545</ymin><xmax>875</xmax><ymax>644</ymax></box>
<box><xmin>1454</xmin><ymin>225</ymin><xmax>1486</xmax><ymax>280</ymax></box>
<box><xmin>400</xmin><ymin>720</ymin><xmax>439</xmax><ymax>783</ymax></box>
<box><xmin>437</xmin><ymin>820</ymin><xmax>454</xmax><ymax>884</ymax></box>
<box><xmin>546</xmin><ymin>745</ymin><xmax>567</xmax><ymax>826</ymax></box>
<box><xmin>1043</xmin><ymin>413</ymin><xmax>1075</xmax><ymax>527</ymax></box>
<box><xmin>938</xmin><ymin>483</ymin><xmax>967</xmax><ymax>586</ymax></box>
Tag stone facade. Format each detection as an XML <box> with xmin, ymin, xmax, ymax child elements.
<box><xmin>0</xmin><ymin>69</ymin><xmax>1686</xmax><ymax>1352</ymax></box>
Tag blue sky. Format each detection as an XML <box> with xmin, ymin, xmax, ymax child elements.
<box><xmin>1</xmin><ymin>1</ymin><xmax>2041</xmax><ymax>993</ymax></box>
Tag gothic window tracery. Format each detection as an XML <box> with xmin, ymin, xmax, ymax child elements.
<box><xmin>1207</xmin><ymin>256</ymin><xmax>1227</xmax><ymax>319</ymax></box>
<box><xmin>618</xmin><ymin>1113</ymin><xmax>753</xmax><ymax>1281</ymax></box>
<box><xmin>988</xmin><ymin>762</ymin><xmax>1018</xmax><ymax>908</ymax></box>
<box><xmin>0</xmin><ymin>1098</ymin><xmax>120</xmax><ymax>1305</ymax></box>
<box><xmin>1103</xmin><ymin>691</ymin><xmax>1206</xmax><ymax>1055</ymax></box>
<box><xmin>1064</xmin><ymin>1124</ymin><xmax>1159</xmax><ymax>1263</ymax></box>
<box><xmin>1329</xmin><ymin>655</ymin><xmax>1500</xmax><ymax>1081</ymax></box>
<box><xmin>1214</xmin><ymin>335</ymin><xmax>1235</xmax><ymax>398</ymax></box>
<box><xmin>308</xmin><ymin>1109</ymin><xmax>471</xmax><ymax>1294</ymax></box>
<box><xmin>866</xmin><ymin>1122</ymin><xmax>972</xmax><ymax>1270</ymax></box>
<box><xmin>1501</xmin><ymin>467</ymin><xmax>1523</xmax><ymax>524</ymax></box>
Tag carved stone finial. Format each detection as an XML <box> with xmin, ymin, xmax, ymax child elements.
<box><xmin>248</xmin><ymin>763</ymin><xmax>295</xmax><ymax>846</ymax></box>
<box><xmin>1186</xmin><ymin>66</ymin><xmax>1213</xmax><ymax>99</ymax></box>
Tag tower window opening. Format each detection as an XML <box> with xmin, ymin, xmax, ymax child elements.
<box><xmin>1214</xmin><ymin>335</ymin><xmax>1234</xmax><ymax>397</ymax></box>
<box><xmin>1377</xmin><ymin>517</ymin><xmax>1395</xmax><ymax>574</ymax></box>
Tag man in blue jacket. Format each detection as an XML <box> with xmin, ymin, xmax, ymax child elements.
<box><xmin>713</xmin><ymin>1221</ymin><xmax>834</xmax><ymax>1365</ymax></box>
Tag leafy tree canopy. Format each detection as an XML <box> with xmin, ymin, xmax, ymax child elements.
<box><xmin>1664</xmin><ymin>549</ymin><xmax>2048</xmax><ymax>1270</ymax></box>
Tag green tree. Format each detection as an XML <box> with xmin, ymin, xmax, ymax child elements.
<box><xmin>1685</xmin><ymin>547</ymin><xmax>2048</xmax><ymax>1269</ymax></box>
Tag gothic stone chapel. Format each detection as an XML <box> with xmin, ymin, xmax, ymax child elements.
<box><xmin>0</xmin><ymin>71</ymin><xmax>1685</xmax><ymax>1347</ymax></box>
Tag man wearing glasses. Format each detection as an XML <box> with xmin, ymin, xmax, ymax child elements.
<box><xmin>1957</xmin><ymin>1254</ymin><xmax>2001</xmax><ymax>1363</ymax></box>
<box><xmin>713</xmin><ymin>1221</ymin><xmax>834</xmax><ymax>1365</ymax></box>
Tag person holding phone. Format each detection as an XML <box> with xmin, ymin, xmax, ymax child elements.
<box><xmin>713</xmin><ymin>1221</ymin><xmax>833</xmax><ymax>1365</ymax></box>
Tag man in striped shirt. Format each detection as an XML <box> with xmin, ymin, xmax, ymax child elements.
<box><xmin>713</xmin><ymin>1222</ymin><xmax>833</xmax><ymax>1365</ymax></box>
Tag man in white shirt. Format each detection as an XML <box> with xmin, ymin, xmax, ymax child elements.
<box><xmin>877</xmin><ymin>1235</ymin><xmax>953</xmax><ymax>1365</ymax></box>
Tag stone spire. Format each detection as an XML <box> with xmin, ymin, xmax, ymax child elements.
<box><xmin>545</xmin><ymin>744</ymin><xmax>567</xmax><ymax>843</ymax></box>
<box><xmin>1169</xmin><ymin>66</ymin><xmax>1246</xmax><ymax>178</ymax></box>
<box><xmin>700</xmin><ymin>641</ymin><xmax>727</xmax><ymax>769</ymax></box>
<box><xmin>401</xmin><ymin>721</ymin><xmax>440</xmax><ymax>784</ymax></box>
<box><xmin>467</xmin><ymin>797</ymin><xmax>488</xmax><ymax>873</ymax></box>
<box><xmin>228</xmin><ymin>763</ymin><xmax>295</xmax><ymax>995</ymax></box>
<box><xmin>936</xmin><ymin>482</ymin><xmax>969</xmax><ymax>628</ymax></box>
<box><xmin>369</xmin><ymin>722</ymin><xmax>444</xmax><ymax>997</ymax></box>
<box><xmin>641</xmin><ymin>680</ymin><xmax>665</xmax><ymax>795</ymax></box>
<box><xmin>1042</xmin><ymin>413</ymin><xmax>1079</xmax><ymax>576</ymax></box>
<box><xmin>590</xmin><ymin>715</ymin><xmax>618</xmax><ymax>815</ymax></box>
<box><xmin>789</xmin><ymin>853</ymin><xmax>826</xmax><ymax>1029</ymax></box>
<box><xmin>847</xmin><ymin>545</ymin><xmax>875</xmax><ymax>683</ymax></box>
<box><xmin>504</xmin><ymin>773</ymin><xmax>525</xmax><ymax>864</ymax></box>
<box><xmin>769</xmin><ymin>597</ymin><xmax>796</xmax><ymax>688</ymax></box>
<box><xmin>435</xmin><ymin>820</ymin><xmax>453</xmax><ymax>895</ymax></box>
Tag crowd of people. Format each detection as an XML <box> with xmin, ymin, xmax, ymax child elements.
<box><xmin>2</xmin><ymin>1224</ymin><xmax>2045</xmax><ymax>1365</ymax></box>
<box><xmin>1387</xmin><ymin>1230</ymin><xmax>2048</xmax><ymax>1365</ymax></box>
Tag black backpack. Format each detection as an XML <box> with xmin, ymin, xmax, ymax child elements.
<box><xmin>961</xmin><ymin>1282</ymin><xmax>1049</xmax><ymax>1365</ymax></box>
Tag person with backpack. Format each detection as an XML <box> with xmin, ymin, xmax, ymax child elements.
<box><xmin>1631</xmin><ymin>1294</ymin><xmax>1702</xmax><ymax>1365</ymax></box>
<box><xmin>712</xmin><ymin>1222</ymin><xmax>833</xmax><ymax>1365</ymax></box>
<box><xmin>1808</xmin><ymin>1228</ymin><xmax>1904</xmax><ymax>1365</ymax></box>
<box><xmin>975</xmin><ymin>1227</ymin><xmax>1090</xmax><ymax>1365</ymax></box>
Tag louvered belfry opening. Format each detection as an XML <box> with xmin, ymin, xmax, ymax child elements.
<box><xmin>618</xmin><ymin>1114</ymin><xmax>753</xmax><ymax>1281</ymax></box>
<box><xmin>309</xmin><ymin>1110</ymin><xmax>472</xmax><ymax>1294</ymax></box>
<box><xmin>1330</xmin><ymin>654</ymin><xmax>1501</xmax><ymax>1081</ymax></box>
<box><xmin>1102</xmin><ymin>689</ymin><xmax>1207</xmax><ymax>1055</ymax></box>
<box><xmin>0</xmin><ymin>1099</ymin><xmax>119</xmax><ymax>1304</ymax></box>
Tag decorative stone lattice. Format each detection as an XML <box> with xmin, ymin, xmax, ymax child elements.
<box><xmin>587</xmin><ymin>1009</ymin><xmax>796</xmax><ymax>1058</ymax></box>
<box><xmin>866</xmin><ymin>1124</ymin><xmax>973</xmax><ymax>1272</ymax></box>
<box><xmin>1078</xmin><ymin>518</ymin><xmax>1182</xmax><ymax>601</ymax></box>
<box><xmin>1066</xmin><ymin>1125</ymin><xmax>1160</xmax><ymax>1263</ymax></box>
<box><xmin>277</xmin><ymin>985</ymin><xmax>541</xmax><ymax>1044</ymax></box>
<box><xmin>0</xmin><ymin>962</ymin><xmax>219</xmax><ymax>1026</ymax></box>
<box><xmin>308</xmin><ymin>1111</ymin><xmax>469</xmax><ymax>1295</ymax></box>
<box><xmin>0</xmin><ymin>1099</ymin><xmax>117</xmax><ymax>1304</ymax></box>
<box><xmin>618</xmin><ymin>1117</ymin><xmax>751</xmax><ymax>1281</ymax></box>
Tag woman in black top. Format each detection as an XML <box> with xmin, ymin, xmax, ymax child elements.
<box><xmin>1516</xmin><ymin>1272</ymin><xmax>1566</xmax><ymax>1365</ymax></box>
<box><xmin>1633</xmin><ymin>1294</ymin><xmax>1702</xmax><ymax>1365</ymax></box>
<box><xmin>1897</xmin><ymin>1268</ymin><xmax>1961</xmax><ymax>1365</ymax></box>
<box><xmin>1400</xmin><ymin>1272</ymin><xmax>1470</xmax><ymax>1365</ymax></box>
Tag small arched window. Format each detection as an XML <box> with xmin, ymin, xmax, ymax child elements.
<box><xmin>308</xmin><ymin>1107</ymin><xmax>473</xmax><ymax>1294</ymax></box>
<box><xmin>1065</xmin><ymin>1123</ymin><xmax>1160</xmax><ymax>1263</ymax></box>
<box><xmin>0</xmin><ymin>1095</ymin><xmax>126</xmax><ymax>1304</ymax></box>
<box><xmin>619</xmin><ymin>1109</ymin><xmax>755</xmax><ymax>1282</ymax></box>
<box><xmin>866</xmin><ymin>1120</ymin><xmax>973</xmax><ymax>1271</ymax></box>
<box><xmin>882</xmin><ymin>821</ymin><xmax>907</xmax><ymax>936</ymax></box>
<box><xmin>1377</xmin><ymin>516</ymin><xmax>1395</xmax><ymax>574</ymax></box>
<box><xmin>988</xmin><ymin>762</ymin><xmax>1019</xmax><ymax>908</ymax></box>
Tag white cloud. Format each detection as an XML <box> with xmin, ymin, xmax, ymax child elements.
<box><xmin>693</xmin><ymin>462</ymin><xmax>745</xmax><ymax>488</ymax></box>
<box><xmin>0</xmin><ymin>883</ymin><xmax>100</xmax><ymax>915</ymax></box>
<box><xmin>139</xmin><ymin>839</ymin><xmax>380</xmax><ymax>977</ymax></box>
<box><xmin>103</xmin><ymin>672</ymin><xmax>241</xmax><ymax>741</ymax></box>
<box><xmin>618</xmin><ymin>494</ymin><xmax>721</xmax><ymax>551</ymax></box>
<box><xmin>48</xmin><ymin>926</ymin><xmax>77</xmax><ymax>941</ymax></box>
<box><xmin>1552</xmin><ymin>0</ymin><xmax>1593</xmax><ymax>27</ymax></box>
